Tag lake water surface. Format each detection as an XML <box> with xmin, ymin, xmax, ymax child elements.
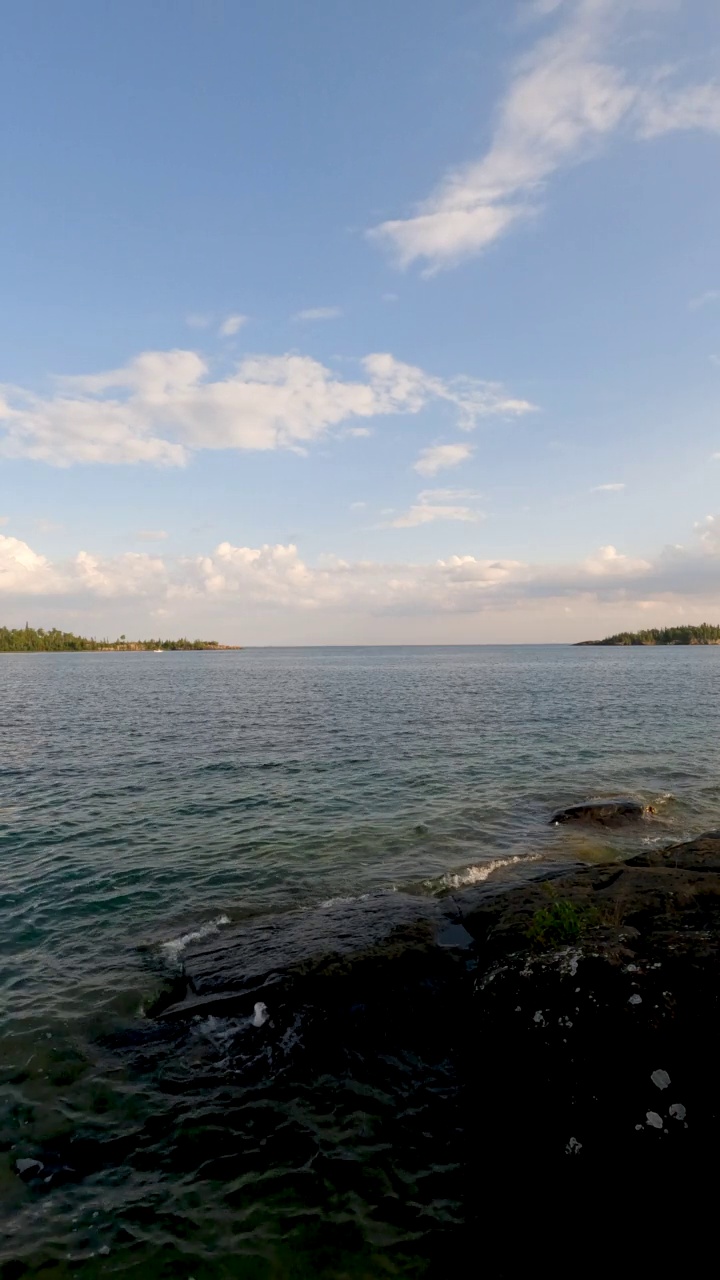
<box><xmin>2</xmin><ymin>646</ymin><xmax>719</xmax><ymax>1275</ymax></box>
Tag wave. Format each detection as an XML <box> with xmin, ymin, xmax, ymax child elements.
<box><xmin>431</xmin><ymin>854</ymin><xmax>542</xmax><ymax>891</ymax></box>
<box><xmin>160</xmin><ymin>913</ymin><xmax>230</xmax><ymax>964</ymax></box>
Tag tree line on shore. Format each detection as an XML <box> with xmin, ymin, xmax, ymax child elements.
<box><xmin>0</xmin><ymin>626</ymin><xmax>225</xmax><ymax>651</ymax></box>
<box><xmin>578</xmin><ymin>623</ymin><xmax>720</xmax><ymax>646</ymax></box>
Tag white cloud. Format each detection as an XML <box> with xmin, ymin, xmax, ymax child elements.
<box><xmin>0</xmin><ymin>349</ymin><xmax>534</xmax><ymax>467</ymax></box>
<box><xmin>582</xmin><ymin>544</ymin><xmax>650</xmax><ymax>576</ymax></box>
<box><xmin>695</xmin><ymin>514</ymin><xmax>720</xmax><ymax>551</ymax></box>
<box><xmin>136</xmin><ymin>529</ymin><xmax>169</xmax><ymax>541</ymax></box>
<box><xmin>370</xmin><ymin>0</ymin><xmax>720</xmax><ymax>271</ymax></box>
<box><xmin>219</xmin><ymin>314</ymin><xmax>248</xmax><ymax>337</ymax></box>
<box><xmin>390</xmin><ymin>502</ymin><xmax>482</xmax><ymax>528</ymax></box>
<box><xmin>185</xmin><ymin>313</ymin><xmax>212</xmax><ymax>329</ymax></box>
<box><xmin>0</xmin><ymin>535</ymin><xmax>59</xmax><ymax>594</ymax></box>
<box><xmin>418</xmin><ymin>488</ymin><xmax>481</xmax><ymax>502</ymax></box>
<box><xmin>414</xmin><ymin>442</ymin><xmax>474</xmax><ymax>475</ymax></box>
<box><xmin>35</xmin><ymin>518</ymin><xmax>64</xmax><ymax>533</ymax></box>
<box><xmin>5</xmin><ymin>518</ymin><xmax>720</xmax><ymax>621</ymax></box>
<box><xmin>591</xmin><ymin>481</ymin><xmax>625</xmax><ymax>491</ymax></box>
<box><xmin>688</xmin><ymin>289</ymin><xmax>720</xmax><ymax>311</ymax></box>
<box><xmin>349</xmin><ymin>501</ymin><xmax>367</xmax><ymax>510</ymax></box>
<box><xmin>293</xmin><ymin>307</ymin><xmax>343</xmax><ymax>321</ymax></box>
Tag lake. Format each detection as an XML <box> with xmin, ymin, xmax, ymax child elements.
<box><xmin>2</xmin><ymin>646</ymin><xmax>719</xmax><ymax>1275</ymax></box>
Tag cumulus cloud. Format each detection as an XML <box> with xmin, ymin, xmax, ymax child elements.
<box><xmin>293</xmin><ymin>307</ymin><xmax>343</xmax><ymax>321</ymax></box>
<box><xmin>370</xmin><ymin>0</ymin><xmax>720</xmax><ymax>271</ymax></box>
<box><xmin>219</xmin><ymin>314</ymin><xmax>248</xmax><ymax>337</ymax></box>
<box><xmin>0</xmin><ymin>534</ymin><xmax>169</xmax><ymax>599</ymax></box>
<box><xmin>414</xmin><ymin>443</ymin><xmax>474</xmax><ymax>475</ymax></box>
<box><xmin>5</xmin><ymin>518</ymin><xmax>720</xmax><ymax>618</ymax></box>
<box><xmin>0</xmin><ymin>349</ymin><xmax>534</xmax><ymax>468</ymax></box>
<box><xmin>591</xmin><ymin>481</ymin><xmax>625</xmax><ymax>491</ymax></box>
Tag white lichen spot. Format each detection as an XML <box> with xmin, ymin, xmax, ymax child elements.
<box><xmin>252</xmin><ymin>1002</ymin><xmax>269</xmax><ymax>1027</ymax></box>
<box><xmin>651</xmin><ymin>1069</ymin><xmax>671</xmax><ymax>1090</ymax></box>
<box><xmin>646</xmin><ymin>1111</ymin><xmax>663</xmax><ymax>1129</ymax></box>
<box><xmin>629</xmin><ymin>994</ymin><xmax>642</xmax><ymax>1006</ymax></box>
<box><xmin>669</xmin><ymin>1102</ymin><xmax>686</xmax><ymax>1121</ymax></box>
<box><xmin>625</xmin><ymin>963</ymin><xmax>638</xmax><ymax>973</ymax></box>
<box><xmin>533</xmin><ymin>1010</ymin><xmax>545</xmax><ymax>1026</ymax></box>
<box><xmin>565</xmin><ymin>1137</ymin><xmax>582</xmax><ymax>1155</ymax></box>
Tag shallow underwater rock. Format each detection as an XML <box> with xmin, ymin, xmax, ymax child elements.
<box><xmin>549</xmin><ymin>797</ymin><xmax>645</xmax><ymax>826</ymax></box>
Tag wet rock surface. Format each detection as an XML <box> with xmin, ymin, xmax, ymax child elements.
<box><xmin>14</xmin><ymin>833</ymin><xmax>719</xmax><ymax>1277</ymax></box>
<box><xmin>149</xmin><ymin>831</ymin><xmax>720</xmax><ymax>1168</ymax></box>
<box><xmin>549</xmin><ymin>797</ymin><xmax>646</xmax><ymax>826</ymax></box>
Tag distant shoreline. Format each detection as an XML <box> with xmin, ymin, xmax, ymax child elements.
<box><xmin>0</xmin><ymin>626</ymin><xmax>242</xmax><ymax>653</ymax></box>
<box><xmin>577</xmin><ymin>624</ymin><xmax>720</xmax><ymax>646</ymax></box>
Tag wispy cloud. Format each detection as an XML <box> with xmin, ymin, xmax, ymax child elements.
<box><xmin>185</xmin><ymin>313</ymin><xmax>212</xmax><ymax>329</ymax></box>
<box><xmin>591</xmin><ymin>482</ymin><xmax>625</xmax><ymax>492</ymax></box>
<box><xmin>0</xmin><ymin>516</ymin><xmax>9</xmax><ymax>527</ymax></box>
<box><xmin>0</xmin><ymin>349</ymin><xmax>533</xmax><ymax>467</ymax></box>
<box><xmin>389</xmin><ymin>488</ymin><xmax>483</xmax><ymax>528</ymax></box>
<box><xmin>370</xmin><ymin>0</ymin><xmax>720</xmax><ymax>271</ymax></box>
<box><xmin>688</xmin><ymin>289</ymin><xmax>720</xmax><ymax>311</ymax></box>
<box><xmin>413</xmin><ymin>443</ymin><xmax>474</xmax><ymax>476</ymax></box>
<box><xmin>293</xmin><ymin>307</ymin><xmax>343</xmax><ymax>321</ymax></box>
<box><xmin>219</xmin><ymin>314</ymin><xmax>248</xmax><ymax>337</ymax></box>
<box><xmin>135</xmin><ymin>529</ymin><xmax>168</xmax><ymax>542</ymax></box>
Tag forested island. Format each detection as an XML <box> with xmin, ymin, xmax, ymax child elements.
<box><xmin>577</xmin><ymin>624</ymin><xmax>720</xmax><ymax>646</ymax></box>
<box><xmin>0</xmin><ymin>626</ymin><xmax>241</xmax><ymax>652</ymax></box>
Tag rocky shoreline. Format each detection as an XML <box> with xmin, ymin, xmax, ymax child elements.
<box><xmin>14</xmin><ymin>821</ymin><xmax>718</xmax><ymax>1276</ymax></box>
<box><xmin>150</xmin><ymin>825</ymin><xmax>720</xmax><ymax>1162</ymax></box>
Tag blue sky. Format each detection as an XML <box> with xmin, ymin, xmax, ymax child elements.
<box><xmin>1</xmin><ymin>0</ymin><xmax>720</xmax><ymax>642</ymax></box>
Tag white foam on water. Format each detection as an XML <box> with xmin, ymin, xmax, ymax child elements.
<box><xmin>319</xmin><ymin>892</ymin><xmax>373</xmax><ymax>908</ymax></box>
<box><xmin>438</xmin><ymin>853</ymin><xmax>542</xmax><ymax>891</ymax></box>
<box><xmin>161</xmin><ymin>913</ymin><xmax>230</xmax><ymax>964</ymax></box>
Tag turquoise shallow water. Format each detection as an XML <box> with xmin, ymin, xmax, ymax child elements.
<box><xmin>2</xmin><ymin>645</ymin><xmax>720</xmax><ymax>1275</ymax></box>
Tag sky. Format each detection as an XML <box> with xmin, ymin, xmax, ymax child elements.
<box><xmin>1</xmin><ymin>0</ymin><xmax>720</xmax><ymax>643</ymax></box>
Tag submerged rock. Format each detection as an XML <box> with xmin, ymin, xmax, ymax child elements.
<box><xmin>549</xmin><ymin>797</ymin><xmax>646</xmax><ymax>826</ymax></box>
<box><xmin>135</xmin><ymin>830</ymin><xmax>720</xmax><ymax>1173</ymax></box>
<box><xmin>626</xmin><ymin>829</ymin><xmax>720</xmax><ymax>871</ymax></box>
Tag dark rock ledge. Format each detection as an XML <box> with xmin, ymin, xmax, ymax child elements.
<box><xmin>149</xmin><ymin>831</ymin><xmax>720</xmax><ymax>1162</ymax></box>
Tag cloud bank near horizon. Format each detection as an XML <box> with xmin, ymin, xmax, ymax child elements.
<box><xmin>3</xmin><ymin>518</ymin><xmax>720</xmax><ymax>629</ymax></box>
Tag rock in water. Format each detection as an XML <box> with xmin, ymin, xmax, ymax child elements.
<box><xmin>549</xmin><ymin>798</ymin><xmax>645</xmax><ymax>827</ymax></box>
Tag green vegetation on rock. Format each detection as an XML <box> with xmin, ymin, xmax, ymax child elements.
<box><xmin>0</xmin><ymin>625</ymin><xmax>238</xmax><ymax>652</ymax></box>
<box><xmin>577</xmin><ymin>623</ymin><xmax>720</xmax><ymax>646</ymax></box>
<box><xmin>527</xmin><ymin>897</ymin><xmax>599</xmax><ymax>947</ymax></box>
